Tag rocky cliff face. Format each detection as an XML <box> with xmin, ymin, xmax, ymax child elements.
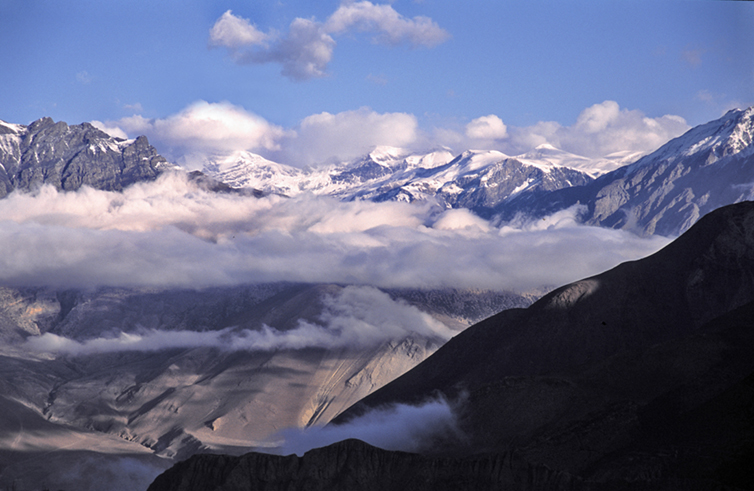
<box><xmin>0</xmin><ymin>117</ymin><xmax>172</xmax><ymax>198</ymax></box>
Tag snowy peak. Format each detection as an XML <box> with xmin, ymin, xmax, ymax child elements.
<box><xmin>404</xmin><ymin>149</ymin><xmax>454</xmax><ymax>170</ymax></box>
<box><xmin>515</xmin><ymin>143</ymin><xmax>633</xmax><ymax>177</ymax></box>
<box><xmin>365</xmin><ymin>145</ymin><xmax>407</xmax><ymax>164</ymax></box>
<box><xmin>0</xmin><ymin>119</ymin><xmax>25</xmax><ymax>136</ymax></box>
<box><xmin>630</xmin><ymin>106</ymin><xmax>754</xmax><ymax>170</ymax></box>
<box><xmin>719</xmin><ymin>106</ymin><xmax>754</xmax><ymax>158</ymax></box>
<box><xmin>203</xmin><ymin>150</ymin><xmax>304</xmax><ymax>195</ymax></box>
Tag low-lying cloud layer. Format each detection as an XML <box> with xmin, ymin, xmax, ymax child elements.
<box><xmin>271</xmin><ymin>396</ymin><xmax>464</xmax><ymax>456</ymax></box>
<box><xmin>24</xmin><ymin>286</ymin><xmax>453</xmax><ymax>355</ymax></box>
<box><xmin>0</xmin><ymin>174</ymin><xmax>671</xmax><ymax>292</ymax></box>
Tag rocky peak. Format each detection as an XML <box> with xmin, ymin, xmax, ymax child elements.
<box><xmin>0</xmin><ymin>117</ymin><xmax>175</xmax><ymax>198</ymax></box>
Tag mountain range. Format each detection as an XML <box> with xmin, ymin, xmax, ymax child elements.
<box><xmin>0</xmin><ymin>106</ymin><xmax>753</xmax><ymax>490</ymax></box>
<box><xmin>205</xmin><ymin>106</ymin><xmax>754</xmax><ymax>236</ymax></box>
<box><xmin>2</xmin><ymin>107</ymin><xmax>753</xmax><ymax>239</ymax></box>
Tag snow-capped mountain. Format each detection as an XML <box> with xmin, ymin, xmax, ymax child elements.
<box><xmin>199</xmin><ymin>107</ymin><xmax>754</xmax><ymax>238</ymax></box>
<box><xmin>202</xmin><ymin>146</ymin><xmax>596</xmax><ymax>214</ymax></box>
<box><xmin>0</xmin><ymin>117</ymin><xmax>174</xmax><ymax>197</ymax></box>
<box><xmin>512</xmin><ymin>106</ymin><xmax>754</xmax><ymax>236</ymax></box>
<box><xmin>517</xmin><ymin>143</ymin><xmax>640</xmax><ymax>177</ymax></box>
<box><xmin>202</xmin><ymin>150</ymin><xmax>305</xmax><ymax>196</ymax></box>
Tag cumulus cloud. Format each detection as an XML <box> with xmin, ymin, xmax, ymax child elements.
<box><xmin>209</xmin><ymin>10</ymin><xmax>269</xmax><ymax>49</ymax></box>
<box><xmin>101</xmin><ymin>103</ymin><xmax>419</xmax><ymax>168</ymax></box>
<box><xmin>279</xmin><ymin>107</ymin><xmax>418</xmax><ymax>166</ymax></box>
<box><xmin>504</xmin><ymin>101</ymin><xmax>689</xmax><ymax>158</ymax></box>
<box><xmin>103</xmin><ymin>101</ymin><xmax>290</xmax><ymax>167</ymax></box>
<box><xmin>24</xmin><ymin>286</ymin><xmax>453</xmax><ymax>355</ymax></box>
<box><xmin>465</xmin><ymin>114</ymin><xmax>508</xmax><ymax>141</ymax></box>
<box><xmin>209</xmin><ymin>2</ymin><xmax>448</xmax><ymax>81</ymax></box>
<box><xmin>324</xmin><ymin>1</ymin><xmax>449</xmax><ymax>47</ymax></box>
<box><xmin>432</xmin><ymin>208</ymin><xmax>491</xmax><ymax>235</ymax></box>
<box><xmin>0</xmin><ymin>175</ymin><xmax>670</xmax><ymax>292</ymax></box>
<box><xmin>90</xmin><ymin>120</ymin><xmax>128</xmax><ymax>139</ymax></box>
<box><xmin>100</xmin><ymin>99</ymin><xmax>688</xmax><ymax>169</ymax></box>
<box><xmin>271</xmin><ymin>396</ymin><xmax>464</xmax><ymax>456</ymax></box>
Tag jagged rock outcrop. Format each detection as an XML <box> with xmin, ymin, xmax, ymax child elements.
<box><xmin>0</xmin><ymin>117</ymin><xmax>173</xmax><ymax>197</ymax></box>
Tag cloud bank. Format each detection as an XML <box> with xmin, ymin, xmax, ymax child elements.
<box><xmin>209</xmin><ymin>2</ymin><xmax>449</xmax><ymax>81</ymax></box>
<box><xmin>107</xmin><ymin>101</ymin><xmax>290</xmax><ymax>168</ymax></box>
<box><xmin>271</xmin><ymin>396</ymin><xmax>464</xmax><ymax>456</ymax></box>
<box><xmin>24</xmin><ymin>286</ymin><xmax>453</xmax><ymax>355</ymax></box>
<box><xmin>0</xmin><ymin>175</ymin><xmax>671</xmax><ymax>292</ymax></box>
<box><xmin>505</xmin><ymin>101</ymin><xmax>690</xmax><ymax>158</ymax></box>
<box><xmin>281</xmin><ymin>107</ymin><xmax>418</xmax><ymax>166</ymax></box>
<box><xmin>96</xmin><ymin>100</ymin><xmax>689</xmax><ymax>169</ymax></box>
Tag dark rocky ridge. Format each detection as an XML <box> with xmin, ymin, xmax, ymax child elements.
<box><xmin>147</xmin><ymin>438</ymin><xmax>584</xmax><ymax>491</ymax></box>
<box><xmin>149</xmin><ymin>202</ymin><xmax>754</xmax><ymax>489</ymax></box>
<box><xmin>344</xmin><ymin>200</ymin><xmax>754</xmax><ymax>414</ymax></box>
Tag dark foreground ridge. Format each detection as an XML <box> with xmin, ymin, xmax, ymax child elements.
<box><xmin>149</xmin><ymin>201</ymin><xmax>754</xmax><ymax>490</ymax></box>
<box><xmin>148</xmin><ymin>438</ymin><xmax>584</xmax><ymax>491</ymax></box>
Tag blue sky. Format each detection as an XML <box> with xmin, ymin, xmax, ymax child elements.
<box><xmin>1</xmin><ymin>0</ymin><xmax>752</xmax><ymax>166</ymax></box>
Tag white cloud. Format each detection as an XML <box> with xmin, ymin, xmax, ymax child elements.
<box><xmin>272</xmin><ymin>396</ymin><xmax>463</xmax><ymax>456</ymax></box>
<box><xmin>104</xmin><ymin>101</ymin><xmax>290</xmax><ymax>167</ymax></box>
<box><xmin>209</xmin><ymin>2</ymin><xmax>448</xmax><ymax>81</ymax></box>
<box><xmin>432</xmin><ymin>208</ymin><xmax>491</xmax><ymax>235</ymax></box>
<box><xmin>212</xmin><ymin>13</ymin><xmax>336</xmax><ymax>82</ymax></box>
<box><xmin>506</xmin><ymin>101</ymin><xmax>689</xmax><ymax>158</ymax></box>
<box><xmin>90</xmin><ymin>120</ymin><xmax>128</xmax><ymax>139</ymax></box>
<box><xmin>209</xmin><ymin>10</ymin><xmax>269</xmax><ymax>49</ymax></box>
<box><xmin>0</xmin><ymin>176</ymin><xmax>671</xmax><ymax>291</ymax></box>
<box><xmin>264</xmin><ymin>18</ymin><xmax>336</xmax><ymax>81</ymax></box>
<box><xmin>280</xmin><ymin>107</ymin><xmax>418</xmax><ymax>166</ymax></box>
<box><xmin>23</xmin><ymin>286</ymin><xmax>453</xmax><ymax>355</ymax></box>
<box><xmin>325</xmin><ymin>1</ymin><xmax>449</xmax><ymax>47</ymax></box>
<box><xmin>99</xmin><ymin>99</ymin><xmax>688</xmax><ymax>170</ymax></box>
<box><xmin>465</xmin><ymin>114</ymin><xmax>508</xmax><ymax>141</ymax></box>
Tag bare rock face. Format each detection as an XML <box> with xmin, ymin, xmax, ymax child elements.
<box><xmin>0</xmin><ymin>117</ymin><xmax>171</xmax><ymax>197</ymax></box>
